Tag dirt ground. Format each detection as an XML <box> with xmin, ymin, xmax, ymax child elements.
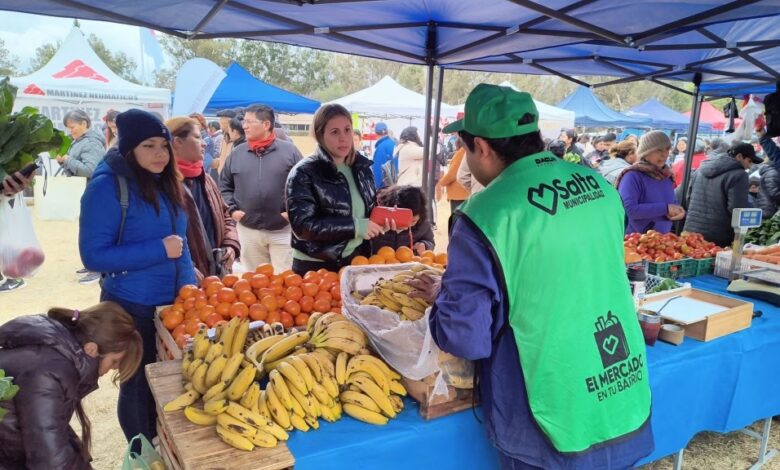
<box><xmin>1</xmin><ymin>201</ymin><xmax>778</xmax><ymax>469</ymax></box>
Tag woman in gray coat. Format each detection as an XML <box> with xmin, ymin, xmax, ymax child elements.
<box><xmin>56</xmin><ymin>110</ymin><xmax>106</xmax><ymax>178</ymax></box>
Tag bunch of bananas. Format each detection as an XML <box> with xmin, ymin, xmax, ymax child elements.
<box><xmin>336</xmin><ymin>352</ymin><xmax>407</xmax><ymax>425</ymax></box>
<box><xmin>354</xmin><ymin>264</ymin><xmax>441</xmax><ymax>321</ymax></box>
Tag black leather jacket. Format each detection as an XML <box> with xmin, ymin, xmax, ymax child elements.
<box><xmin>286</xmin><ymin>147</ymin><xmax>376</xmax><ymax>262</ymax></box>
<box><xmin>0</xmin><ymin>315</ymin><xmax>99</xmax><ymax>470</ymax></box>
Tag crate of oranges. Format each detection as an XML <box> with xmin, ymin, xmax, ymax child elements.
<box><xmin>156</xmin><ymin>264</ymin><xmax>345</xmax><ymax>359</ymax></box>
<box><xmin>351</xmin><ymin>246</ymin><xmax>448</xmax><ymax>270</ymax></box>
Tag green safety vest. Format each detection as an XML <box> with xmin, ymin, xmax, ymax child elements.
<box><xmin>459</xmin><ymin>151</ymin><xmax>651</xmax><ymax>453</ymax></box>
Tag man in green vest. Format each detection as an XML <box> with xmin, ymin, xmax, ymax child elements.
<box><xmin>419</xmin><ymin>84</ymin><xmax>654</xmax><ymax>469</ymax></box>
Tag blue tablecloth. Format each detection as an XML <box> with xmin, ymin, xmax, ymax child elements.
<box><xmin>288</xmin><ymin>276</ymin><xmax>780</xmax><ymax>469</ymax></box>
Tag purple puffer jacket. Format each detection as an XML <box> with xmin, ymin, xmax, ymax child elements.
<box><xmin>617</xmin><ymin>170</ymin><xmax>677</xmax><ymax>234</ymax></box>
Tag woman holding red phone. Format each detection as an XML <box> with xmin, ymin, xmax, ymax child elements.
<box><xmin>372</xmin><ymin>185</ymin><xmax>434</xmax><ymax>255</ymax></box>
<box><xmin>286</xmin><ymin>104</ymin><xmax>389</xmax><ymax>275</ymax></box>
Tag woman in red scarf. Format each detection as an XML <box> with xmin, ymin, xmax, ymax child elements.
<box><xmin>166</xmin><ymin>117</ymin><xmax>240</xmax><ymax>279</ymax></box>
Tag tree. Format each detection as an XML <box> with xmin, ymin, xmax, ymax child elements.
<box><xmin>0</xmin><ymin>38</ymin><xmax>16</xmax><ymax>77</ymax></box>
<box><xmin>26</xmin><ymin>33</ymin><xmax>138</xmax><ymax>83</ymax></box>
<box><xmin>237</xmin><ymin>41</ymin><xmax>331</xmax><ymax>96</ymax></box>
<box><xmin>159</xmin><ymin>35</ymin><xmax>237</xmax><ymax>70</ymax></box>
<box><xmin>27</xmin><ymin>42</ymin><xmax>59</xmax><ymax>73</ymax></box>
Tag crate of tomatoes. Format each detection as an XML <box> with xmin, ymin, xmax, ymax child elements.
<box><xmin>624</xmin><ymin>231</ymin><xmax>724</xmax><ymax>278</ymax></box>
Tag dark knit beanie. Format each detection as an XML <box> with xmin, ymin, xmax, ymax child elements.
<box><xmin>117</xmin><ymin>109</ymin><xmax>171</xmax><ymax>156</ymax></box>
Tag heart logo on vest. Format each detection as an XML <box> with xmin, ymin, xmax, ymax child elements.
<box><xmin>527</xmin><ymin>183</ymin><xmax>558</xmax><ymax>215</ymax></box>
<box><xmin>602</xmin><ymin>335</ymin><xmax>619</xmax><ymax>355</ymax></box>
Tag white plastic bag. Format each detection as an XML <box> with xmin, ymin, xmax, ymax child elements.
<box><xmin>340</xmin><ymin>264</ymin><xmax>473</xmax><ymax>399</ymax></box>
<box><xmin>0</xmin><ymin>194</ymin><xmax>45</xmax><ymax>278</ymax></box>
<box><xmin>730</xmin><ymin>96</ymin><xmax>763</xmax><ymax>142</ymax></box>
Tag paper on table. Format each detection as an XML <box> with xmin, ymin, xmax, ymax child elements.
<box><xmin>641</xmin><ymin>297</ymin><xmax>728</xmax><ymax>324</ymax></box>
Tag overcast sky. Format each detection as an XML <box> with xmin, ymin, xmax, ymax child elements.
<box><xmin>0</xmin><ymin>10</ymin><xmax>166</xmax><ymax>78</ymax></box>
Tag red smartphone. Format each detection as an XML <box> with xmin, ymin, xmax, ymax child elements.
<box><xmin>370</xmin><ymin>206</ymin><xmax>414</xmax><ymax>229</ymax></box>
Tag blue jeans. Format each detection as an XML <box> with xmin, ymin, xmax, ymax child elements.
<box><xmin>100</xmin><ymin>289</ymin><xmax>158</xmax><ymax>445</ymax></box>
<box><xmin>497</xmin><ymin>453</ymin><xmax>543</xmax><ymax>470</ymax></box>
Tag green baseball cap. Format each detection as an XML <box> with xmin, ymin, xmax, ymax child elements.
<box><xmin>443</xmin><ymin>83</ymin><xmax>539</xmax><ymax>138</ymax></box>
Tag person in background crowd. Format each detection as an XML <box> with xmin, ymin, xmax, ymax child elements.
<box><xmin>0</xmin><ymin>172</ymin><xmax>35</xmax><ymax>293</ymax></box>
<box><xmin>576</xmin><ymin>134</ymin><xmax>593</xmax><ymax>155</ymax></box>
<box><xmin>395</xmin><ymin>126</ymin><xmax>425</xmax><ymax>187</ymax></box>
<box><xmin>286</xmin><ymin>104</ymin><xmax>388</xmax><ymax>274</ymax></box>
<box><xmin>672</xmin><ymin>139</ymin><xmax>706</xmax><ymax>188</ymax></box>
<box><xmin>167</xmin><ymin>117</ymin><xmax>240</xmax><ymax>278</ymax></box>
<box><xmin>208</xmin><ymin>121</ymin><xmax>223</xmax><ymax>180</ymax></box>
<box><xmin>0</xmin><ymin>302</ymin><xmax>142</xmax><ymax>469</ymax></box>
<box><xmin>353</xmin><ymin>129</ymin><xmax>363</xmax><ymax>155</ymax></box>
<box><xmin>624</xmin><ymin>134</ymin><xmax>639</xmax><ymax>145</ymax></box>
<box><xmin>213</xmin><ymin>109</ymin><xmax>237</xmax><ymax>175</ymax></box>
<box><xmin>586</xmin><ymin>136</ymin><xmax>608</xmax><ymax>167</ymax></box>
<box><xmin>58</xmin><ymin>110</ymin><xmax>106</xmax><ymax>178</ymax></box>
<box><xmin>371</xmin><ymin>122</ymin><xmax>396</xmax><ymax>190</ymax></box>
<box><xmin>79</xmin><ymin>109</ymin><xmax>196</xmax><ymax>445</ymax></box>
<box><xmin>600</xmin><ymin>139</ymin><xmax>638</xmax><ymax>186</ymax></box>
<box><xmin>757</xmin><ymin>126</ymin><xmax>780</xmax><ymax>170</ymax></box>
<box><xmin>671</xmin><ymin>137</ymin><xmax>687</xmax><ymax>164</ymax></box>
<box><xmin>221</xmin><ymin>104</ymin><xmax>301</xmax><ymax>272</ymax></box>
<box><xmin>749</xmin><ymin>175</ymin><xmax>762</xmax><ymax>209</ymax></box>
<box><xmin>189</xmin><ymin>113</ymin><xmax>216</xmax><ymax>175</ymax></box>
<box><xmin>617</xmin><ymin>130</ymin><xmax>685</xmax><ymax>234</ymax></box>
<box><xmin>435</xmin><ymin>138</ymin><xmax>469</xmax><ymax>212</ymax></box>
<box><xmin>706</xmin><ymin>138</ymin><xmax>731</xmax><ymax>160</ymax></box>
<box><xmin>372</xmin><ymin>185</ymin><xmax>434</xmax><ymax>255</ymax></box>
<box><xmin>274</xmin><ymin>121</ymin><xmax>291</xmax><ymax>142</ymax></box>
<box><xmin>103</xmin><ymin>109</ymin><xmax>119</xmax><ymax>148</ymax></box>
<box><xmin>602</xmin><ymin>132</ymin><xmax>617</xmax><ymax>151</ymax></box>
<box><xmin>560</xmin><ymin>128</ymin><xmax>591</xmax><ymax>168</ymax></box>
<box><xmin>457</xmin><ymin>154</ymin><xmax>485</xmax><ymax>195</ymax></box>
<box><xmin>422</xmin><ymin>84</ymin><xmax>653</xmax><ymax>469</ymax></box>
<box><xmin>218</xmin><ymin>117</ymin><xmax>246</xmax><ymax>176</ymax></box>
<box><xmin>683</xmin><ymin>142</ymin><xmax>761</xmax><ymax>247</ymax></box>
<box><xmin>546</xmin><ymin>139</ymin><xmax>567</xmax><ymax>159</ymax></box>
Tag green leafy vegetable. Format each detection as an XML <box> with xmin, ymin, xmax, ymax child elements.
<box><xmin>0</xmin><ymin>369</ymin><xmax>19</xmax><ymax>422</ymax></box>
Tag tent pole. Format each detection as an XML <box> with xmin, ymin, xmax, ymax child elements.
<box><xmin>678</xmin><ymin>72</ymin><xmax>703</xmax><ymax>231</ymax></box>
<box><xmin>430</xmin><ymin>67</ymin><xmax>445</xmax><ymax>202</ymax></box>
<box><xmin>421</xmin><ymin>22</ymin><xmax>437</xmax><ymax>198</ymax></box>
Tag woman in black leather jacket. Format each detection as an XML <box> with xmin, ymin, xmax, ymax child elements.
<box><xmin>286</xmin><ymin>104</ymin><xmax>388</xmax><ymax>274</ymax></box>
<box><xmin>0</xmin><ymin>302</ymin><xmax>141</xmax><ymax>469</ymax></box>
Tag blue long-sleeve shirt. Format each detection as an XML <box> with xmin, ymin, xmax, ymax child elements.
<box><xmin>371</xmin><ymin>135</ymin><xmax>396</xmax><ymax>189</ymax></box>
<box><xmin>429</xmin><ymin>218</ymin><xmax>654</xmax><ymax>469</ymax></box>
<box><xmin>761</xmin><ymin>134</ymin><xmax>780</xmax><ymax>169</ymax></box>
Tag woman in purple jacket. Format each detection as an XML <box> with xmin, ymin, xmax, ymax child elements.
<box><xmin>616</xmin><ymin>131</ymin><xmax>686</xmax><ymax>234</ymax></box>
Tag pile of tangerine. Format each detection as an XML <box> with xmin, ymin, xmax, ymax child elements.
<box><xmin>159</xmin><ymin>263</ymin><xmax>343</xmax><ymax>347</ymax></box>
<box><xmin>351</xmin><ymin>246</ymin><xmax>448</xmax><ymax>270</ymax></box>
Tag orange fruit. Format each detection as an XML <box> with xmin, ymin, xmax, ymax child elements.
<box><xmin>411</xmin><ymin>256</ymin><xmax>422</xmax><ymax>262</ymax></box>
<box><xmin>229</xmin><ymin>302</ymin><xmax>249</xmax><ymax>319</ymax></box>
<box><xmin>174</xmin><ymin>296</ymin><xmax>184</xmax><ymax>306</ymax></box>
<box><xmin>323</xmin><ymin>272</ymin><xmax>339</xmax><ymax>283</ymax></box>
<box><xmin>435</xmin><ymin>253</ymin><xmax>448</xmax><ymax>266</ymax></box>
<box><xmin>317</xmin><ymin>268</ymin><xmax>329</xmax><ymax>276</ymax></box>
<box><xmin>330</xmin><ymin>285</ymin><xmax>341</xmax><ymax>301</ymax></box>
<box><xmin>215</xmin><ymin>302</ymin><xmax>232</xmax><ymax>318</ymax></box>
<box><xmin>195</xmin><ymin>297</ymin><xmax>209</xmax><ymax>310</ymax></box>
<box><xmin>205</xmin><ymin>312</ymin><xmax>223</xmax><ymax>328</ymax></box>
<box><xmin>368</xmin><ymin>255</ymin><xmax>386</xmax><ymax>265</ymax></box>
<box><xmin>233</xmin><ymin>279</ymin><xmax>252</xmax><ymax>293</ymax></box>
<box><xmin>266</xmin><ymin>310</ymin><xmax>281</xmax><ymax>325</ymax></box>
<box><xmin>171</xmin><ymin>323</ymin><xmax>186</xmax><ymax>339</ymax></box>
<box><xmin>175</xmin><ymin>333</ymin><xmax>192</xmax><ymax>350</ymax></box>
<box><xmin>185</xmin><ymin>320</ymin><xmax>205</xmax><ymax>336</ymax></box>
<box><xmin>250</xmin><ymin>274</ymin><xmax>270</xmax><ymax>290</ymax></box>
<box><xmin>242</xmin><ymin>271</ymin><xmax>256</xmax><ymax>281</ymax></box>
<box><xmin>198</xmin><ymin>305</ymin><xmax>215</xmax><ymax>322</ymax></box>
<box><xmin>255</xmin><ymin>263</ymin><xmax>274</xmax><ymax>277</ymax></box>
<box><xmin>330</xmin><ymin>306</ymin><xmax>341</xmax><ymax>313</ymax></box>
<box><xmin>217</xmin><ymin>287</ymin><xmax>236</xmax><ymax>303</ymax></box>
<box><xmin>205</xmin><ymin>281</ymin><xmax>225</xmax><ymax>297</ymax></box>
<box><xmin>385</xmin><ymin>257</ymin><xmax>400</xmax><ymax>265</ymax></box>
<box><xmin>351</xmin><ymin>255</ymin><xmax>369</xmax><ymax>266</ymax></box>
<box><xmin>238</xmin><ymin>290</ymin><xmax>257</xmax><ymax>306</ymax></box>
<box><xmin>212</xmin><ymin>320</ymin><xmax>228</xmax><ymax>330</ymax></box>
<box><xmin>272</xmin><ymin>285</ymin><xmax>285</xmax><ymax>296</ymax></box>
<box><xmin>313</xmin><ymin>298</ymin><xmax>331</xmax><ymax>313</ymax></box>
<box><xmin>159</xmin><ymin>306</ymin><xmax>173</xmax><ymax>319</ymax></box>
<box><xmin>278</xmin><ymin>269</ymin><xmax>294</xmax><ymax>279</ymax></box>
<box><xmin>183</xmin><ymin>297</ymin><xmax>197</xmax><ymax>311</ymax></box>
<box><xmin>257</xmin><ymin>287</ymin><xmax>275</xmax><ymax>299</ymax></box>
<box><xmin>319</xmin><ymin>279</ymin><xmax>335</xmax><ymax>293</ymax></box>
<box><xmin>377</xmin><ymin>246</ymin><xmax>396</xmax><ymax>261</ymax></box>
<box><xmin>276</xmin><ymin>295</ymin><xmax>288</xmax><ymax>309</ymax></box>
<box><xmin>208</xmin><ymin>294</ymin><xmax>219</xmax><ymax>307</ymax></box>
<box><xmin>179</xmin><ymin>284</ymin><xmax>199</xmax><ymax>299</ymax></box>
<box><xmin>280</xmin><ymin>312</ymin><xmax>294</xmax><ymax>330</ymax></box>
<box><xmin>163</xmin><ymin>310</ymin><xmax>184</xmax><ymax>331</ymax></box>
<box><xmin>421</xmin><ymin>258</ymin><xmax>434</xmax><ymax>266</ymax></box>
<box><xmin>303</xmin><ymin>271</ymin><xmax>322</xmax><ymax>283</ymax></box>
<box><xmin>249</xmin><ymin>304</ymin><xmax>268</xmax><ymax>321</ymax></box>
<box><xmin>270</xmin><ymin>276</ymin><xmax>285</xmax><ymax>287</ymax></box>
<box><xmin>201</xmin><ymin>275</ymin><xmax>221</xmax><ymax>289</ymax></box>
<box><xmin>421</xmin><ymin>250</ymin><xmax>436</xmax><ymax>260</ymax></box>
<box><xmin>284</xmin><ymin>300</ymin><xmax>301</xmax><ymax>316</ymax></box>
<box><xmin>285</xmin><ymin>286</ymin><xmax>303</xmax><ymax>302</ymax></box>
<box><xmin>299</xmin><ymin>296</ymin><xmax>314</xmax><ymax>313</ymax></box>
<box><xmin>284</xmin><ymin>274</ymin><xmax>303</xmax><ymax>288</ymax></box>
<box><xmin>222</xmin><ymin>274</ymin><xmax>239</xmax><ymax>288</ymax></box>
<box><xmin>295</xmin><ymin>313</ymin><xmax>310</xmax><ymax>327</ymax></box>
<box><xmin>302</xmin><ymin>282</ymin><xmax>319</xmax><ymax>297</ymax></box>
<box><xmin>261</xmin><ymin>295</ymin><xmax>278</xmax><ymax>312</ymax></box>
<box><xmin>396</xmin><ymin>246</ymin><xmax>413</xmax><ymax>262</ymax></box>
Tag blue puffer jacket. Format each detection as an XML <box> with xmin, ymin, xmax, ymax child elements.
<box><xmin>79</xmin><ymin>147</ymin><xmax>196</xmax><ymax>310</ymax></box>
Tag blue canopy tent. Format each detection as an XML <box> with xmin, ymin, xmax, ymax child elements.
<box><xmin>204</xmin><ymin>62</ymin><xmax>320</xmax><ymax>114</ymax></box>
<box><xmin>556</xmin><ymin>86</ymin><xmax>651</xmax><ymax>128</ymax></box>
<box><xmin>626</xmin><ymin>98</ymin><xmax>713</xmax><ymax>133</ymax></box>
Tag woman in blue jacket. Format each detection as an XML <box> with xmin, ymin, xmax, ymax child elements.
<box><xmin>79</xmin><ymin>109</ymin><xmax>196</xmax><ymax>445</ymax></box>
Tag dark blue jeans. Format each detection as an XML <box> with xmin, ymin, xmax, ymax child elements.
<box><xmin>100</xmin><ymin>289</ymin><xmax>158</xmax><ymax>445</ymax></box>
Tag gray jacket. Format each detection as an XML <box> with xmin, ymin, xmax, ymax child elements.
<box><xmin>220</xmin><ymin>140</ymin><xmax>302</xmax><ymax>231</ymax></box>
<box><xmin>62</xmin><ymin>128</ymin><xmax>105</xmax><ymax>178</ymax></box>
<box><xmin>599</xmin><ymin>157</ymin><xmax>631</xmax><ymax>186</ymax></box>
<box><xmin>683</xmin><ymin>157</ymin><xmax>749</xmax><ymax>247</ymax></box>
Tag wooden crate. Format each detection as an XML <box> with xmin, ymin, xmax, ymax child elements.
<box><xmin>401</xmin><ymin>375</ymin><xmax>475</xmax><ymax>420</ymax></box>
<box><xmin>153</xmin><ymin>308</ymin><xmax>182</xmax><ymax>361</ymax></box>
<box><xmin>146</xmin><ymin>360</ymin><xmax>294</xmax><ymax>470</ymax></box>
<box><xmin>642</xmin><ymin>287</ymin><xmax>753</xmax><ymax>342</ymax></box>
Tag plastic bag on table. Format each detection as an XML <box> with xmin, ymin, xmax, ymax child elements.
<box><xmin>121</xmin><ymin>434</ymin><xmax>165</xmax><ymax>470</ymax></box>
<box><xmin>340</xmin><ymin>264</ymin><xmax>473</xmax><ymax>399</ymax></box>
<box><xmin>0</xmin><ymin>194</ymin><xmax>45</xmax><ymax>278</ymax></box>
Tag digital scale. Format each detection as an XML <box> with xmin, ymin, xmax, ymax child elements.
<box><xmin>729</xmin><ymin>208</ymin><xmax>763</xmax><ymax>280</ymax></box>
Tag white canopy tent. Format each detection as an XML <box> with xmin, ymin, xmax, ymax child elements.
<box><xmin>10</xmin><ymin>26</ymin><xmax>171</xmax><ymax>130</ymax></box>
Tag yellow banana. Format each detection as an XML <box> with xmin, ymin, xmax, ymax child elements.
<box><xmin>389</xmin><ymin>394</ymin><xmax>404</xmax><ymax>414</ymax></box>
<box><xmin>277</xmin><ymin>361</ymin><xmax>308</xmax><ymax>396</ymax></box>
<box><xmin>319</xmin><ymin>402</ymin><xmax>338</xmax><ymax>423</ymax></box>
<box><xmin>231</xmin><ymin>319</ymin><xmax>250</xmax><ymax>357</ymax></box>
<box><xmin>390</xmin><ymin>281</ymin><xmax>413</xmax><ymax>294</ymax></box>
<box><xmin>319</xmin><ymin>336</ymin><xmax>365</xmax><ymax>356</ymax></box>
<box><xmin>392</xmin><ymin>273</ymin><xmax>414</xmax><ymax>283</ymax></box>
<box><xmin>339</xmin><ymin>390</ymin><xmax>382</xmax><ymax>413</ymax></box>
<box><xmin>192</xmin><ymin>327</ymin><xmax>210</xmax><ymax>360</ymax></box>
<box><xmin>306</xmin><ymin>312</ymin><xmax>326</xmax><ymax>335</ymax></box>
<box><xmin>309</xmin><ymin>382</ymin><xmax>333</xmax><ymax>407</ymax></box>
<box><xmin>389</xmin><ymin>380</ymin><xmax>407</xmax><ymax>396</ymax></box>
<box><xmin>410</xmin><ymin>296</ymin><xmax>430</xmax><ymax>312</ymax></box>
<box><xmin>203</xmin><ymin>381</ymin><xmax>229</xmax><ymax>403</ymax></box>
<box><xmin>204</xmin><ymin>341</ymin><xmax>224</xmax><ymax>364</ymax></box>
<box><xmin>401</xmin><ymin>306</ymin><xmax>425</xmax><ymax>321</ymax></box>
<box><xmin>288</xmin><ymin>392</ymin><xmax>306</xmax><ymax>417</ymax></box>
<box><xmin>330</xmin><ymin>401</ymin><xmax>343</xmax><ymax>420</ymax></box>
<box><xmin>191</xmin><ymin>362</ymin><xmax>208</xmax><ymax>394</ymax></box>
<box><xmin>220</xmin><ymin>316</ymin><xmax>241</xmax><ymax>357</ymax></box>
<box><xmin>250</xmin><ymin>430</ymin><xmax>278</xmax><ymax>448</ymax></box>
<box><xmin>258</xmin><ymin>390</ymin><xmax>271</xmax><ymax>420</ymax></box>
<box><xmin>289</xmin><ymin>384</ymin><xmax>315</xmax><ymax>417</ymax></box>
<box><xmin>352</xmin><ymin>355</ymin><xmax>401</xmax><ymax>381</ymax></box>
<box><xmin>286</xmin><ymin>355</ymin><xmax>315</xmax><ymax>392</ymax></box>
<box><xmin>268</xmin><ymin>369</ymin><xmax>293</xmax><ymax>410</ymax></box>
<box><xmin>321</xmin><ymin>373</ymin><xmax>340</xmax><ymax>399</ymax></box>
<box><xmin>335</xmin><ymin>352</ymin><xmax>349</xmax><ymax>385</ymax></box>
<box><xmin>261</xmin><ymin>323</ymin><xmax>274</xmax><ymax>338</ymax></box>
<box><xmin>240</xmin><ymin>382</ymin><xmax>261</xmax><ymax>410</ymax></box>
<box><xmin>347</xmin><ymin>361</ymin><xmax>389</xmax><ymax>395</ymax></box>
<box><xmin>181</xmin><ymin>351</ymin><xmax>193</xmax><ymax>380</ymax></box>
<box><xmin>300</xmin><ymin>353</ymin><xmax>323</xmax><ymax>382</ymax></box>
<box><xmin>290</xmin><ymin>413</ymin><xmax>310</xmax><ymax>432</ymax></box>
<box><xmin>216</xmin><ymin>425</ymin><xmax>254</xmax><ymax>451</ymax></box>
<box><xmin>186</xmin><ymin>358</ymin><xmax>204</xmax><ymax>379</ymax></box>
<box><xmin>376</xmin><ymin>289</ymin><xmax>402</xmax><ymax>311</ymax></box>
<box><xmin>390</xmin><ymin>291</ymin><xmax>416</xmax><ymax>307</ymax></box>
<box><xmin>184</xmin><ymin>405</ymin><xmax>217</xmax><ymax>426</ymax></box>
<box><xmin>203</xmin><ymin>398</ymin><xmax>229</xmax><ymax>415</ymax></box>
<box><xmin>261</xmin><ymin>331</ymin><xmax>310</xmax><ymax>364</ymax></box>
<box><xmin>226</xmin><ymin>366</ymin><xmax>256</xmax><ymax>401</ymax></box>
<box><xmin>343</xmin><ymin>403</ymin><xmax>389</xmax><ymax>425</ymax></box>
<box><xmin>266</xmin><ymin>382</ymin><xmax>292</xmax><ymax>430</ymax></box>
<box><xmin>220</xmin><ymin>352</ymin><xmax>244</xmax><ymax>383</ymax></box>
<box><xmin>205</xmin><ymin>354</ymin><xmax>228</xmax><ymax>388</ymax></box>
<box><xmin>349</xmin><ymin>375</ymin><xmax>395</xmax><ymax>418</ymax></box>
<box><xmin>225</xmin><ymin>402</ymin><xmax>288</xmax><ymax>441</ymax></box>
<box><xmin>163</xmin><ymin>389</ymin><xmax>200</xmax><ymax>412</ymax></box>
<box><xmin>245</xmin><ymin>335</ymin><xmax>286</xmax><ymax>364</ymax></box>
<box><xmin>217</xmin><ymin>413</ymin><xmax>257</xmax><ymax>437</ymax></box>
<box><xmin>304</xmin><ymin>414</ymin><xmax>320</xmax><ymax>429</ymax></box>
<box><xmin>184</xmin><ymin>382</ymin><xmax>196</xmax><ymax>394</ymax></box>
